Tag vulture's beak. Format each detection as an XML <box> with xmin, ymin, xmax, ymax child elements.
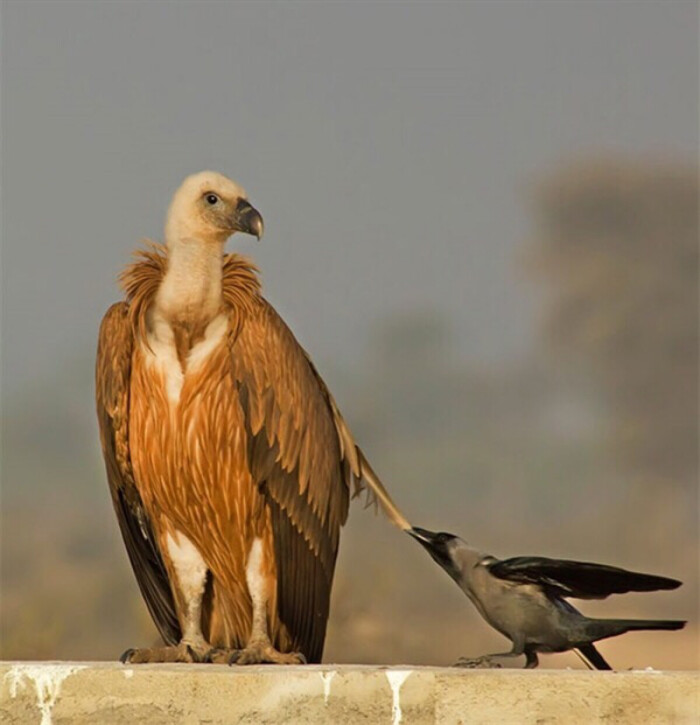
<box><xmin>232</xmin><ymin>198</ymin><xmax>264</xmax><ymax>240</ymax></box>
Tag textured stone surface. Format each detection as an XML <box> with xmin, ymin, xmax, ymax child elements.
<box><xmin>1</xmin><ymin>662</ymin><xmax>698</xmax><ymax>724</ymax></box>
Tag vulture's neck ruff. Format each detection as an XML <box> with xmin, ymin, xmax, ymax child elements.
<box><xmin>119</xmin><ymin>243</ymin><xmax>261</xmax><ymax>370</ymax></box>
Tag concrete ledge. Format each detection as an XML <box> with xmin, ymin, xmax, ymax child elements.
<box><xmin>1</xmin><ymin>662</ymin><xmax>698</xmax><ymax>724</ymax></box>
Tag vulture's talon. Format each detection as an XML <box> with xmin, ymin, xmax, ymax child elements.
<box><xmin>117</xmin><ymin>643</ymin><xmax>209</xmax><ymax>664</ymax></box>
<box><xmin>185</xmin><ymin>644</ymin><xmax>202</xmax><ymax>663</ymax></box>
<box><xmin>228</xmin><ymin>643</ymin><xmax>306</xmax><ymax>665</ymax></box>
<box><xmin>227</xmin><ymin>650</ymin><xmax>243</xmax><ymax>666</ymax></box>
<box><xmin>119</xmin><ymin>648</ymin><xmax>136</xmax><ymax>664</ymax></box>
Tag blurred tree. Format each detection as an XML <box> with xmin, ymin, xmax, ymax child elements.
<box><xmin>529</xmin><ymin>159</ymin><xmax>698</xmax><ymax>488</ymax></box>
<box><xmin>366</xmin><ymin>311</ymin><xmax>455</xmax><ymax>439</ymax></box>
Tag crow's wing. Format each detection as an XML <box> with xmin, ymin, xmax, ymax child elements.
<box><xmin>488</xmin><ymin>556</ymin><xmax>681</xmax><ymax>599</ymax></box>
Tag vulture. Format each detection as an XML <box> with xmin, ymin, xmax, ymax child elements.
<box><xmin>96</xmin><ymin>171</ymin><xmax>408</xmax><ymax>665</ymax></box>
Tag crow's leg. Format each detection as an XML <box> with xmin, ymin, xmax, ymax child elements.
<box><xmin>523</xmin><ymin>648</ymin><xmax>539</xmax><ymax>669</ymax></box>
<box><xmin>577</xmin><ymin>644</ymin><xmax>612</xmax><ymax>670</ymax></box>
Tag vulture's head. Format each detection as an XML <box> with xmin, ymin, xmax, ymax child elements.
<box><xmin>165</xmin><ymin>171</ymin><xmax>264</xmax><ymax>246</ymax></box>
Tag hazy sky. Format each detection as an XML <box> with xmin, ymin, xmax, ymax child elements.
<box><xmin>2</xmin><ymin>1</ymin><xmax>697</xmax><ymax>398</ymax></box>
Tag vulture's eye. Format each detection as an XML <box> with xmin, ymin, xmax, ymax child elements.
<box><xmin>205</xmin><ymin>193</ymin><xmax>219</xmax><ymax>205</ymax></box>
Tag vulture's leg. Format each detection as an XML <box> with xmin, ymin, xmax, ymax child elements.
<box><xmin>228</xmin><ymin>537</ymin><xmax>306</xmax><ymax>666</ymax></box>
<box><xmin>121</xmin><ymin>531</ymin><xmax>213</xmax><ymax>664</ymax></box>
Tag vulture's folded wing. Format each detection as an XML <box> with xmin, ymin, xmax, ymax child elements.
<box><xmin>96</xmin><ymin>302</ymin><xmax>180</xmax><ymax>645</ymax></box>
<box><xmin>488</xmin><ymin>556</ymin><xmax>682</xmax><ymax>600</ymax></box>
<box><xmin>231</xmin><ymin>300</ymin><xmax>360</xmax><ymax>662</ymax></box>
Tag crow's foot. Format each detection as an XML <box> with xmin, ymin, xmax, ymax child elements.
<box><xmin>454</xmin><ymin>655</ymin><xmax>503</xmax><ymax>669</ymax></box>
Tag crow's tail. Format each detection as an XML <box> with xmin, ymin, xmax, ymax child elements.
<box><xmin>589</xmin><ymin>618</ymin><xmax>686</xmax><ymax>641</ymax></box>
<box><xmin>614</xmin><ymin>619</ymin><xmax>686</xmax><ymax>632</ymax></box>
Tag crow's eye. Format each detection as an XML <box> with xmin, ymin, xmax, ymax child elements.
<box><xmin>205</xmin><ymin>194</ymin><xmax>219</xmax><ymax>205</ymax></box>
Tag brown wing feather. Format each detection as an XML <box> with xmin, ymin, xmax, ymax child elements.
<box><xmin>231</xmin><ymin>300</ymin><xmax>353</xmax><ymax>662</ymax></box>
<box><xmin>96</xmin><ymin>302</ymin><xmax>180</xmax><ymax>645</ymax></box>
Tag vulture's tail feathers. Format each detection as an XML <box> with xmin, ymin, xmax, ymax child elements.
<box><xmin>305</xmin><ymin>353</ymin><xmax>410</xmax><ymax>530</ymax></box>
<box><xmin>355</xmin><ymin>447</ymin><xmax>411</xmax><ymax>530</ymax></box>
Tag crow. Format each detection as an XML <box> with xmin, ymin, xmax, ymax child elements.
<box><xmin>408</xmin><ymin>527</ymin><xmax>685</xmax><ymax>669</ymax></box>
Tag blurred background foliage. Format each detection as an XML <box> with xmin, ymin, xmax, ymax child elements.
<box><xmin>2</xmin><ymin>157</ymin><xmax>697</xmax><ymax>668</ymax></box>
<box><xmin>531</xmin><ymin>160</ymin><xmax>697</xmax><ymax>486</ymax></box>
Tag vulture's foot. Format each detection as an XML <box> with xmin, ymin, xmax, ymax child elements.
<box><xmin>201</xmin><ymin>647</ymin><xmax>240</xmax><ymax>665</ymax></box>
<box><xmin>228</xmin><ymin>642</ymin><xmax>307</xmax><ymax>665</ymax></box>
<box><xmin>454</xmin><ymin>655</ymin><xmax>503</xmax><ymax>669</ymax></box>
<box><xmin>120</xmin><ymin>641</ymin><xmax>210</xmax><ymax>664</ymax></box>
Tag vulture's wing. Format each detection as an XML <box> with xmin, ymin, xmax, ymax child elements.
<box><xmin>231</xmin><ymin>300</ymin><xmax>366</xmax><ymax>662</ymax></box>
<box><xmin>488</xmin><ymin>556</ymin><xmax>682</xmax><ymax>600</ymax></box>
<box><xmin>96</xmin><ymin>302</ymin><xmax>180</xmax><ymax>645</ymax></box>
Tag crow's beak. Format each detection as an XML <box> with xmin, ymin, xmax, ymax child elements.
<box><xmin>407</xmin><ymin>526</ymin><xmax>439</xmax><ymax>548</ymax></box>
<box><xmin>408</xmin><ymin>526</ymin><xmax>461</xmax><ymax>579</ymax></box>
<box><xmin>232</xmin><ymin>198</ymin><xmax>264</xmax><ymax>240</ymax></box>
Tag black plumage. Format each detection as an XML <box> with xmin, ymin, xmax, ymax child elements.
<box><xmin>488</xmin><ymin>556</ymin><xmax>682</xmax><ymax>599</ymax></box>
